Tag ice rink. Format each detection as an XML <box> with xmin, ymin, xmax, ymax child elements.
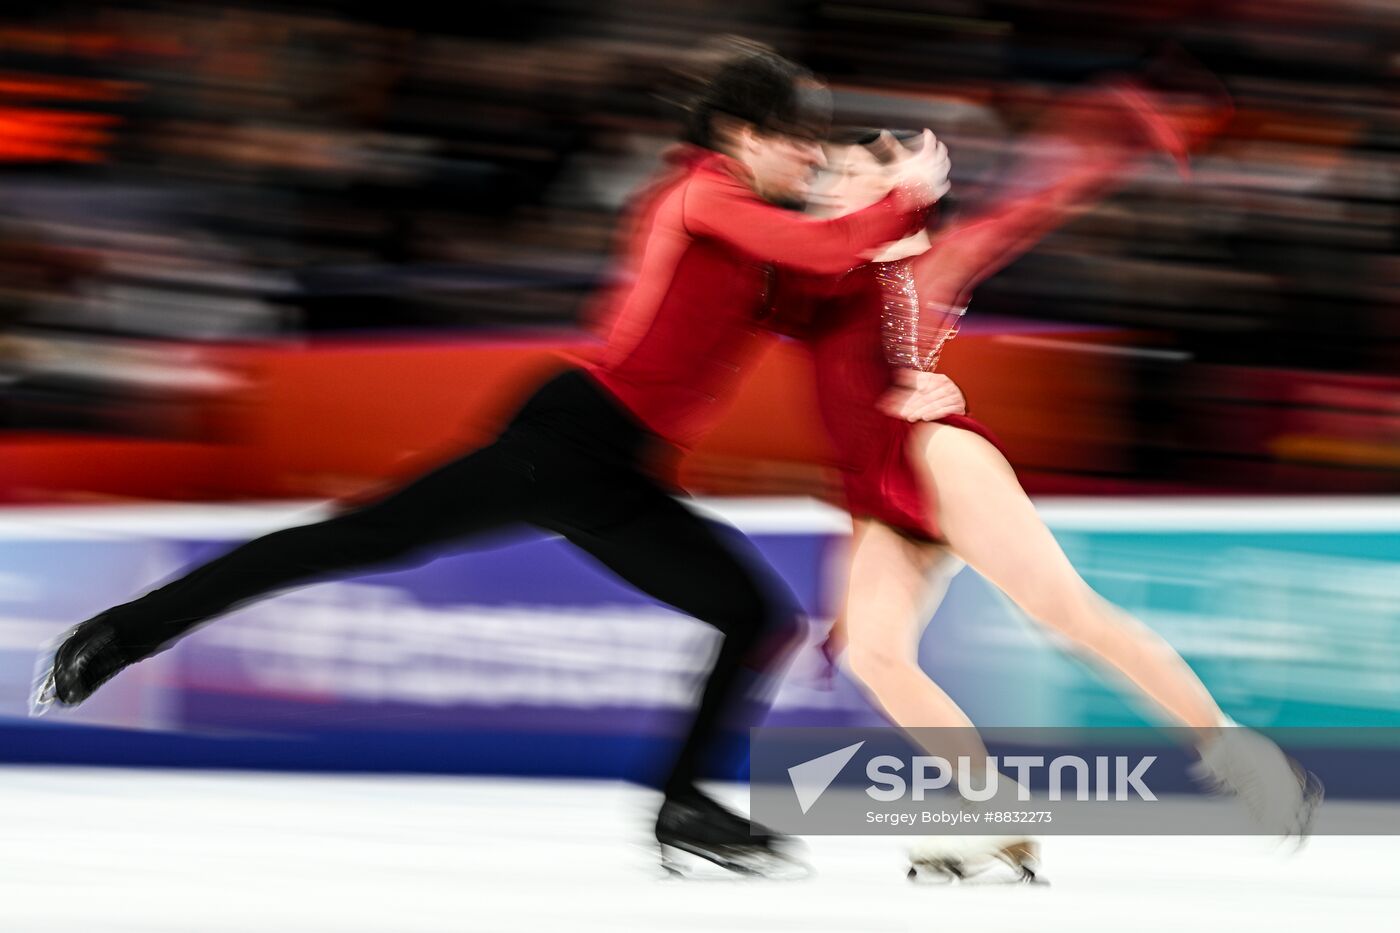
<box><xmin>2</xmin><ymin>767</ymin><xmax>1395</xmax><ymax>933</ymax></box>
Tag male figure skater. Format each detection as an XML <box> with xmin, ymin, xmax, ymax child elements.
<box><xmin>33</xmin><ymin>43</ymin><xmax>950</xmax><ymax>876</ymax></box>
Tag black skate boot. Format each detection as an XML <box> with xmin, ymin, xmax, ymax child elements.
<box><xmin>30</xmin><ymin>613</ymin><xmax>146</xmax><ymax>715</ymax></box>
<box><xmin>655</xmin><ymin>790</ymin><xmax>808</xmax><ymax>879</ymax></box>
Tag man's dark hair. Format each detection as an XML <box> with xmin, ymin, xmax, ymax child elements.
<box><xmin>681</xmin><ymin>41</ymin><xmax>831</xmax><ymax>150</ymax></box>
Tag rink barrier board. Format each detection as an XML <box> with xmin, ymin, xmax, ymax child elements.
<box><xmin>1</xmin><ymin>498</ymin><xmax>1398</xmax><ymax>793</ymax></box>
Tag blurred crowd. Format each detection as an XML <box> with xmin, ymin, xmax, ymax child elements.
<box><xmin>0</xmin><ymin>0</ymin><xmax>1396</xmax><ymax>491</ymax></box>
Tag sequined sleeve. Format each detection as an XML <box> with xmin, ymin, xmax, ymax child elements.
<box><xmin>875</xmin><ymin>259</ymin><xmax>967</xmax><ymax>373</ymax></box>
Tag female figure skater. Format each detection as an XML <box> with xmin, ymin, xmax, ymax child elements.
<box><xmin>801</xmin><ymin>85</ymin><xmax>1320</xmax><ymax>881</ymax></box>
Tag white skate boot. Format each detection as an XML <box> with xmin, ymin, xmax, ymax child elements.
<box><xmin>908</xmin><ymin>835</ymin><xmax>1042</xmax><ymax>884</ymax></box>
<box><xmin>907</xmin><ymin>772</ymin><xmax>1043</xmax><ymax>884</ymax></box>
<box><xmin>1192</xmin><ymin>723</ymin><xmax>1323</xmax><ymax>841</ymax></box>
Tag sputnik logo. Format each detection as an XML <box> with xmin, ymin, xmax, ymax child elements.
<box><xmin>787</xmin><ymin>741</ymin><xmax>865</xmax><ymax>814</ymax></box>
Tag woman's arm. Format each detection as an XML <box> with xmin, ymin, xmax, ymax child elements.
<box><xmin>905</xmin><ymin>83</ymin><xmax>1204</xmax><ymax>364</ymax></box>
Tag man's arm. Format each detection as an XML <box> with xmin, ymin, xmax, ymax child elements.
<box><xmin>684</xmin><ymin>131</ymin><xmax>950</xmax><ymax>276</ymax></box>
<box><xmin>684</xmin><ymin>174</ymin><xmax>920</xmax><ymax>275</ymax></box>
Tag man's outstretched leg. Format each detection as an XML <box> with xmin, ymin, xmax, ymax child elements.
<box><xmin>32</xmin><ymin>435</ymin><xmax>543</xmax><ymax>712</ymax></box>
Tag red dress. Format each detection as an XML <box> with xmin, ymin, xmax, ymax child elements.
<box><xmin>806</xmin><ymin>260</ymin><xmax>1002</xmax><ymax>542</ymax></box>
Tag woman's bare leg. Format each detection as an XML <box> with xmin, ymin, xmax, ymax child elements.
<box><xmin>838</xmin><ymin>519</ymin><xmax>990</xmax><ymax>765</ymax></box>
<box><xmin>840</xmin><ymin>520</ymin><xmax>1037</xmax><ymax>872</ymax></box>
<box><xmin>908</xmin><ymin>423</ymin><xmax>1225</xmax><ymax>740</ymax></box>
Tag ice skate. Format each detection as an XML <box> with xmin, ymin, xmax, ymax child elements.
<box><xmin>907</xmin><ymin>836</ymin><xmax>1043</xmax><ymax>885</ymax></box>
<box><xmin>906</xmin><ymin>771</ymin><xmax>1044</xmax><ymax>884</ymax></box>
<box><xmin>1192</xmin><ymin>725</ymin><xmax>1324</xmax><ymax>842</ymax></box>
<box><xmin>655</xmin><ymin>791</ymin><xmax>809</xmax><ymax>880</ymax></box>
<box><xmin>29</xmin><ymin>613</ymin><xmax>140</xmax><ymax>716</ymax></box>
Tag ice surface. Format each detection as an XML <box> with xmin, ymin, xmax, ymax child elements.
<box><xmin>2</xmin><ymin>768</ymin><xmax>1396</xmax><ymax>933</ymax></box>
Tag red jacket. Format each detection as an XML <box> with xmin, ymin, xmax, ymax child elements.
<box><xmin>587</xmin><ymin>144</ymin><xmax>921</xmax><ymax>450</ymax></box>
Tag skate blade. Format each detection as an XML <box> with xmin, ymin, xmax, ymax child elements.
<box><xmin>28</xmin><ymin>668</ymin><xmax>56</xmax><ymax>717</ymax></box>
<box><xmin>28</xmin><ymin>636</ymin><xmax>63</xmax><ymax>717</ymax></box>
<box><xmin>660</xmin><ymin>842</ymin><xmax>811</xmax><ymax>881</ymax></box>
<box><xmin>1285</xmin><ymin>769</ymin><xmax>1325</xmax><ymax>851</ymax></box>
<box><xmin>912</xmin><ymin>857</ymin><xmax>1047</xmax><ymax>885</ymax></box>
<box><xmin>908</xmin><ymin>860</ymin><xmax>1046</xmax><ymax>886</ymax></box>
<box><xmin>909</xmin><ymin>843</ymin><xmax>1046</xmax><ymax>887</ymax></box>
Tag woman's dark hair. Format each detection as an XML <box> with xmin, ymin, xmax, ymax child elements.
<box><xmin>680</xmin><ymin>40</ymin><xmax>831</xmax><ymax>150</ymax></box>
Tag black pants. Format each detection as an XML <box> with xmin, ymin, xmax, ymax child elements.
<box><xmin>105</xmin><ymin>369</ymin><xmax>802</xmax><ymax>796</ymax></box>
